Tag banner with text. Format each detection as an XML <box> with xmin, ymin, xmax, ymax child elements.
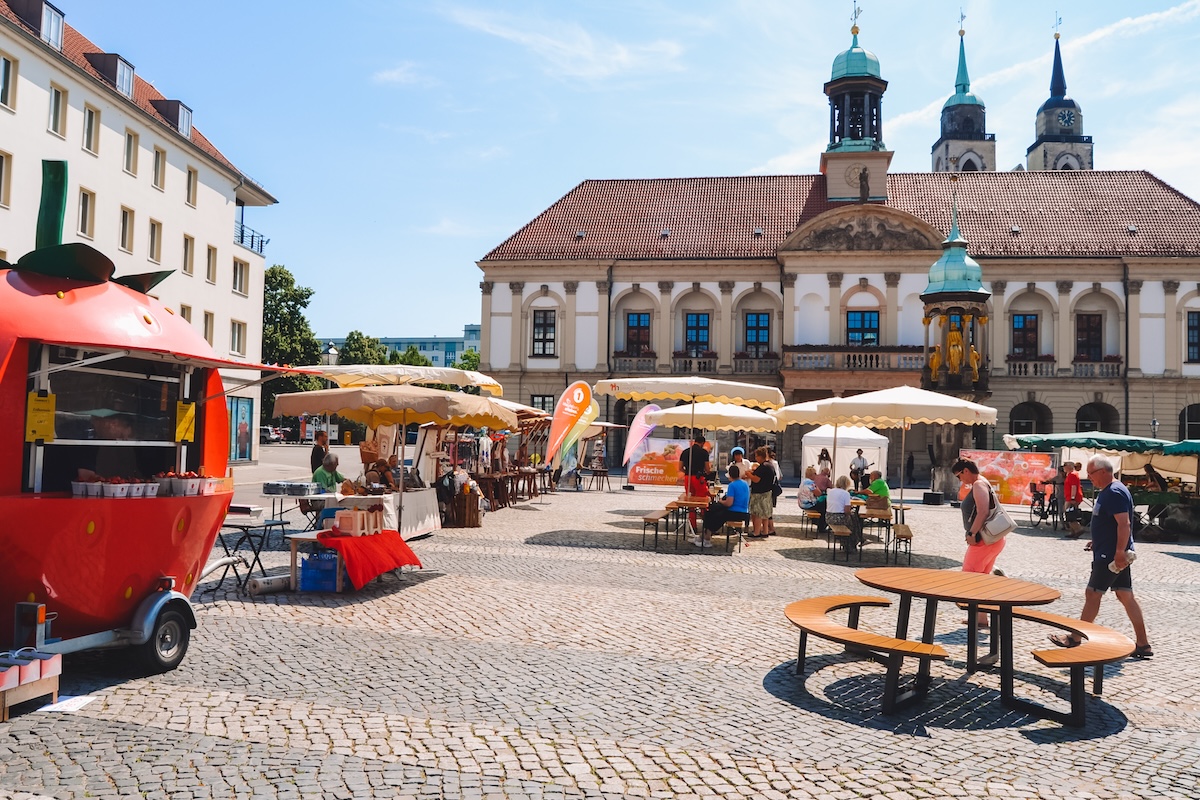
<box><xmin>628</xmin><ymin>438</ymin><xmax>689</xmax><ymax>486</ymax></box>
<box><xmin>546</xmin><ymin>381</ymin><xmax>593</xmax><ymax>463</ymax></box>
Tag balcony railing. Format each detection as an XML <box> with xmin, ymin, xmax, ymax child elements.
<box><xmin>1007</xmin><ymin>359</ymin><xmax>1057</xmax><ymax>377</ymax></box>
<box><xmin>234</xmin><ymin>221</ymin><xmax>269</xmax><ymax>255</ymax></box>
<box><xmin>1073</xmin><ymin>360</ymin><xmax>1123</xmax><ymax>378</ymax></box>
<box><xmin>672</xmin><ymin>356</ymin><xmax>717</xmax><ymax>373</ymax></box>
<box><xmin>784</xmin><ymin>346</ymin><xmax>925</xmax><ymax>372</ymax></box>
<box><xmin>732</xmin><ymin>356</ymin><xmax>781</xmax><ymax>374</ymax></box>
<box><xmin>612</xmin><ymin>355</ymin><xmax>657</xmax><ymax>373</ymax></box>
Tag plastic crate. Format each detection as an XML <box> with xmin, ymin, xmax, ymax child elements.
<box><xmin>299</xmin><ymin>553</ymin><xmax>340</xmax><ymax>592</ymax></box>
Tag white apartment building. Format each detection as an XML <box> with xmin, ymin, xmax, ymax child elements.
<box><xmin>0</xmin><ymin>0</ymin><xmax>276</xmax><ymax>462</ymax></box>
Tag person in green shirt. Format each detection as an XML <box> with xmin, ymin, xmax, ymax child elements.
<box><xmin>865</xmin><ymin>470</ymin><xmax>890</xmax><ymax>502</ymax></box>
<box><xmin>313</xmin><ymin>453</ymin><xmax>346</xmax><ymax>492</ymax></box>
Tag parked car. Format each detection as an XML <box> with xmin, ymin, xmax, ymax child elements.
<box><xmin>259</xmin><ymin>425</ymin><xmax>282</xmax><ymax>444</ymax></box>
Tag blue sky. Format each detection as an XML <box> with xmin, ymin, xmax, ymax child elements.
<box><xmin>62</xmin><ymin>1</ymin><xmax>1200</xmax><ymax>340</ymax></box>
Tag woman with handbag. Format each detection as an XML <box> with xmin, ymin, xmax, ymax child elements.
<box><xmin>954</xmin><ymin>458</ymin><xmax>1010</xmax><ymax>627</ymax></box>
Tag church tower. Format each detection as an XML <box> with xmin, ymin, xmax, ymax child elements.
<box><xmin>819</xmin><ymin>23</ymin><xmax>893</xmax><ymax>203</ymax></box>
<box><xmin>1026</xmin><ymin>34</ymin><xmax>1093</xmax><ymax>170</ymax></box>
<box><xmin>932</xmin><ymin>29</ymin><xmax>995</xmax><ymax>172</ymax></box>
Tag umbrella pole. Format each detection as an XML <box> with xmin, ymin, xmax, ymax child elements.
<box><xmin>398</xmin><ymin>410</ymin><xmax>407</xmax><ymax>534</ymax></box>
<box><xmin>899</xmin><ymin>421</ymin><xmax>907</xmax><ymax>513</ymax></box>
<box><xmin>832</xmin><ymin>424</ymin><xmax>839</xmax><ymax>481</ymax></box>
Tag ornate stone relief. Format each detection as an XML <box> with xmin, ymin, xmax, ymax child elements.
<box><xmin>1127</xmin><ymin>280</ymin><xmax>1142</xmax><ymax>294</ymax></box>
<box><xmin>1056</xmin><ymin>281</ymin><xmax>1073</xmax><ymax>294</ymax></box>
<box><xmin>719</xmin><ymin>281</ymin><xmax>735</xmax><ymax>294</ymax></box>
<box><xmin>884</xmin><ymin>272</ymin><xmax>900</xmax><ymax>288</ymax></box>
<box><xmin>990</xmin><ymin>280</ymin><xmax>1007</xmax><ymax>295</ymax></box>
<box><xmin>658</xmin><ymin>281</ymin><xmax>674</xmax><ymax>293</ymax></box>
<box><xmin>479</xmin><ymin>281</ymin><xmax>493</xmax><ymax>295</ymax></box>
<box><xmin>563</xmin><ymin>281</ymin><xmax>578</xmax><ymax>295</ymax></box>
<box><xmin>1164</xmin><ymin>280</ymin><xmax>1180</xmax><ymax>295</ymax></box>
<box><xmin>827</xmin><ymin>272</ymin><xmax>843</xmax><ymax>288</ymax></box>
<box><xmin>509</xmin><ymin>281</ymin><xmax>525</xmax><ymax>294</ymax></box>
<box><xmin>795</xmin><ymin>214</ymin><xmax>937</xmax><ymax>251</ymax></box>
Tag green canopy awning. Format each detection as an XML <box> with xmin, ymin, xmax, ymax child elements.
<box><xmin>1003</xmin><ymin>432</ymin><xmax>1177</xmax><ymax>454</ymax></box>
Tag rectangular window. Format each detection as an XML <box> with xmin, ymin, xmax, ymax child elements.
<box><xmin>119</xmin><ymin>207</ymin><xmax>134</xmax><ymax>252</ymax></box>
<box><xmin>626</xmin><ymin>312</ymin><xmax>651</xmax><ymax>355</ymax></box>
<box><xmin>232</xmin><ymin>258</ymin><xmax>248</xmax><ymax>295</ymax></box>
<box><xmin>531</xmin><ymin>309</ymin><xmax>556</xmax><ymax>356</ymax></box>
<box><xmin>685</xmin><ymin>312</ymin><xmax>710</xmax><ymax>356</ymax></box>
<box><xmin>152</xmin><ymin>147</ymin><xmax>166</xmax><ymax>189</ymax></box>
<box><xmin>77</xmin><ymin>188</ymin><xmax>95</xmax><ymax>238</ymax></box>
<box><xmin>1075</xmin><ymin>313</ymin><xmax>1102</xmax><ymax>362</ymax></box>
<box><xmin>178</xmin><ymin>106</ymin><xmax>192</xmax><ymax>138</ymax></box>
<box><xmin>846</xmin><ymin>310</ymin><xmax>880</xmax><ymax>346</ymax></box>
<box><xmin>0</xmin><ymin>150</ymin><xmax>10</xmax><ymax>207</ymax></box>
<box><xmin>115</xmin><ymin>59</ymin><xmax>134</xmax><ymax>98</ymax></box>
<box><xmin>182</xmin><ymin>235</ymin><xmax>194</xmax><ymax>275</ymax></box>
<box><xmin>148</xmin><ymin>219</ymin><xmax>162</xmax><ymax>263</ymax></box>
<box><xmin>205</xmin><ymin>246</ymin><xmax>217</xmax><ymax>283</ymax></box>
<box><xmin>1188</xmin><ymin>312</ymin><xmax>1200</xmax><ymax>363</ymax></box>
<box><xmin>0</xmin><ymin>53</ymin><xmax>15</xmax><ymax>109</ymax></box>
<box><xmin>41</xmin><ymin>4</ymin><xmax>64</xmax><ymax>50</ymax></box>
<box><xmin>185</xmin><ymin>167</ymin><xmax>197</xmax><ymax>206</ymax></box>
<box><xmin>202</xmin><ymin>311</ymin><xmax>214</xmax><ymax>345</ymax></box>
<box><xmin>230</xmin><ymin>320</ymin><xmax>246</xmax><ymax>356</ymax></box>
<box><xmin>745</xmin><ymin>312</ymin><xmax>770</xmax><ymax>357</ymax></box>
<box><xmin>123</xmin><ymin>130</ymin><xmax>138</xmax><ymax>174</ymax></box>
<box><xmin>1011</xmin><ymin>313</ymin><xmax>1039</xmax><ymax>358</ymax></box>
<box><xmin>81</xmin><ymin>105</ymin><xmax>99</xmax><ymax>153</ymax></box>
<box><xmin>179</xmin><ymin>304</ymin><xmax>191</xmax><ymax>323</ymax></box>
<box><xmin>48</xmin><ymin>84</ymin><xmax>66</xmax><ymax>137</ymax></box>
<box><xmin>531</xmin><ymin>395</ymin><xmax>555</xmax><ymax>413</ymax></box>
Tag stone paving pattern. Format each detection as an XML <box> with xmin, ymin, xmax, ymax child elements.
<box><xmin>3</xmin><ymin>448</ymin><xmax>1200</xmax><ymax>798</ymax></box>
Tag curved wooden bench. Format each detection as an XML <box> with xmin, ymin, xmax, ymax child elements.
<box><xmin>784</xmin><ymin>595</ymin><xmax>948</xmax><ymax>713</ymax></box>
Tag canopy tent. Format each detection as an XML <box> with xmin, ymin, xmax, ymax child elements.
<box><xmin>313</xmin><ymin>364</ymin><xmax>503</xmax><ymax>396</ymax></box>
<box><xmin>593</xmin><ymin>376</ymin><xmax>785</xmax><ymax>409</ymax></box>
<box><xmin>1003</xmin><ymin>431</ymin><xmax>1174</xmax><ymax>454</ymax></box>
<box><xmin>801</xmin><ymin>425</ymin><xmax>888</xmax><ymax>480</ymax></box>
<box><xmin>273</xmin><ymin>385</ymin><xmax>518</xmax><ymax>529</ymax></box>
<box><xmin>644</xmin><ymin>401</ymin><xmax>780</xmax><ymax>432</ymax></box>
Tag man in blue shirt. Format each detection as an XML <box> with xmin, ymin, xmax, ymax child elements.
<box><xmin>700</xmin><ymin>464</ymin><xmax>750</xmax><ymax>549</ymax></box>
<box><xmin>1049</xmin><ymin>455</ymin><xmax>1152</xmax><ymax>657</ymax></box>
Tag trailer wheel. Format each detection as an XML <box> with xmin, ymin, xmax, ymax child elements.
<box><xmin>138</xmin><ymin>608</ymin><xmax>190</xmax><ymax>673</ymax></box>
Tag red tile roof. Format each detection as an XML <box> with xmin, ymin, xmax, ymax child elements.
<box><xmin>0</xmin><ymin>3</ymin><xmax>266</xmax><ymax>195</ymax></box>
<box><xmin>483</xmin><ymin>171</ymin><xmax>1200</xmax><ymax>261</ymax></box>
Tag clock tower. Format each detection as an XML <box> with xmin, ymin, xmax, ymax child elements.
<box><xmin>932</xmin><ymin>29</ymin><xmax>995</xmax><ymax>172</ymax></box>
<box><xmin>1026</xmin><ymin>33</ymin><xmax>1093</xmax><ymax>170</ymax></box>
<box><xmin>819</xmin><ymin>23</ymin><xmax>893</xmax><ymax>202</ymax></box>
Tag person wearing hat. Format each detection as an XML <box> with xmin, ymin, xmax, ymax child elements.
<box><xmin>730</xmin><ymin>446</ymin><xmax>747</xmax><ymax>472</ymax></box>
<box><xmin>850</xmin><ymin>448</ymin><xmax>870</xmax><ymax>490</ymax></box>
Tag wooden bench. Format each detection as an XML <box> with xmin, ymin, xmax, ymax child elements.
<box><xmin>1</xmin><ymin>674</ymin><xmax>59</xmax><ymax>722</ymax></box>
<box><xmin>892</xmin><ymin>523</ymin><xmax>913</xmax><ymax>565</ymax></box>
<box><xmin>829</xmin><ymin>524</ymin><xmax>856</xmax><ymax>561</ymax></box>
<box><xmin>802</xmin><ymin>509</ymin><xmax>822</xmax><ymax>537</ymax></box>
<box><xmin>641</xmin><ymin>507</ymin><xmax>673</xmax><ymax>549</ymax></box>
<box><xmin>716</xmin><ymin>519</ymin><xmax>745</xmax><ymax>553</ymax></box>
<box><xmin>963</xmin><ymin>604</ymin><xmax>1135</xmax><ymax>727</ymax></box>
<box><xmin>784</xmin><ymin>595</ymin><xmax>948</xmax><ymax>713</ymax></box>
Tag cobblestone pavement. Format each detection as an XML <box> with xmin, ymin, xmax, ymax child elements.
<box><xmin>3</xmin><ymin>451</ymin><xmax>1200</xmax><ymax>798</ymax></box>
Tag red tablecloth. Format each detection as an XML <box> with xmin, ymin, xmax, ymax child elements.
<box><xmin>316</xmin><ymin>529</ymin><xmax>422</xmax><ymax>590</ymax></box>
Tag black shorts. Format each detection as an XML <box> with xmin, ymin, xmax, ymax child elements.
<box><xmin>1087</xmin><ymin>559</ymin><xmax>1133</xmax><ymax>593</ymax></box>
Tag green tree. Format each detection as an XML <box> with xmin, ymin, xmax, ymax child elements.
<box><xmin>389</xmin><ymin>344</ymin><xmax>433</xmax><ymax>366</ymax></box>
<box><xmin>261</xmin><ymin>265</ymin><xmax>322</xmax><ymax>423</ymax></box>
<box><xmin>339</xmin><ymin>330</ymin><xmax>389</xmax><ymax>365</ymax></box>
<box><xmin>453</xmin><ymin>349</ymin><xmax>481</xmax><ymax>371</ymax></box>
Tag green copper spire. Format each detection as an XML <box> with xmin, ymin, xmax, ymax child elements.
<box><xmin>831</xmin><ymin>25</ymin><xmax>882</xmax><ymax>80</ymax></box>
<box><xmin>921</xmin><ymin>189</ymin><xmax>990</xmax><ymax>300</ymax></box>
<box><xmin>943</xmin><ymin>30</ymin><xmax>983</xmax><ymax>109</ymax></box>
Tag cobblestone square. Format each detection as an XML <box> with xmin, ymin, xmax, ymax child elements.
<box><xmin>2</xmin><ymin>449</ymin><xmax>1199</xmax><ymax>798</ymax></box>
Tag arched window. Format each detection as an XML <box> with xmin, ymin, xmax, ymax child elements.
<box><xmin>1010</xmin><ymin>401</ymin><xmax>1051</xmax><ymax>435</ymax></box>
<box><xmin>1076</xmin><ymin>402</ymin><xmax>1119</xmax><ymax>433</ymax></box>
<box><xmin>960</xmin><ymin>159</ymin><xmax>979</xmax><ymax>171</ymax></box>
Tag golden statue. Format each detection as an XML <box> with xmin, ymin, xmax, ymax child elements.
<box><xmin>927</xmin><ymin>344</ymin><xmax>942</xmax><ymax>377</ymax></box>
<box><xmin>969</xmin><ymin>345</ymin><xmax>981</xmax><ymax>382</ymax></box>
<box><xmin>947</xmin><ymin>324</ymin><xmax>964</xmax><ymax>374</ymax></box>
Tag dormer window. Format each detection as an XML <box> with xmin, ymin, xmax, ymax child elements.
<box><xmin>115</xmin><ymin>58</ymin><xmax>134</xmax><ymax>98</ymax></box>
<box><xmin>178</xmin><ymin>105</ymin><xmax>192</xmax><ymax>138</ymax></box>
<box><xmin>41</xmin><ymin>3</ymin><xmax>63</xmax><ymax>51</ymax></box>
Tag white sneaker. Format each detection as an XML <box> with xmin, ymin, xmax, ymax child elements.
<box><xmin>702</xmin><ymin>539</ymin><xmax>715</xmax><ymax>549</ymax></box>
<box><xmin>688</xmin><ymin>535</ymin><xmax>700</xmax><ymax>545</ymax></box>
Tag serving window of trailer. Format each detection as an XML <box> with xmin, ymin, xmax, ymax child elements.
<box><xmin>24</xmin><ymin>344</ymin><xmax>205</xmax><ymax>492</ymax></box>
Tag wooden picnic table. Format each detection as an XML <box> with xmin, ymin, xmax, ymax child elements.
<box><xmin>855</xmin><ymin>567</ymin><xmax>1060</xmax><ymax>709</ymax></box>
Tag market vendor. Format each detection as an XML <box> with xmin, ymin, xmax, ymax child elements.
<box><xmin>372</xmin><ymin>458</ymin><xmax>397</xmax><ymax>490</ymax></box>
<box><xmin>313</xmin><ymin>453</ymin><xmax>346</xmax><ymax>493</ymax></box>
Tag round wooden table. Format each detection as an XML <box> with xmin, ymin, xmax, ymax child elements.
<box><xmin>856</xmin><ymin>567</ymin><xmax>1061</xmax><ymax>706</ymax></box>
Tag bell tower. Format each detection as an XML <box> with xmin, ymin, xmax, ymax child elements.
<box><xmin>1026</xmin><ymin>33</ymin><xmax>1093</xmax><ymax>170</ymax></box>
<box><xmin>819</xmin><ymin>16</ymin><xmax>893</xmax><ymax>203</ymax></box>
<box><xmin>932</xmin><ymin>29</ymin><xmax>995</xmax><ymax>172</ymax></box>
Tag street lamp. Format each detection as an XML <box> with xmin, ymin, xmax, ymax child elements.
<box><xmin>320</xmin><ymin>342</ymin><xmax>339</xmax><ymax>366</ymax></box>
<box><xmin>1151</xmin><ymin>418</ymin><xmax>1160</xmax><ymax>438</ymax></box>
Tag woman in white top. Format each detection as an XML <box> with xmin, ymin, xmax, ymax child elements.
<box><xmin>817</xmin><ymin>448</ymin><xmax>833</xmax><ymax>475</ymax></box>
<box><xmin>824</xmin><ymin>475</ymin><xmax>858</xmax><ymax>552</ymax></box>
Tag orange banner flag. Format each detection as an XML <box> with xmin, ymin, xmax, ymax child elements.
<box><xmin>546</xmin><ymin>381</ymin><xmax>593</xmax><ymax>463</ymax></box>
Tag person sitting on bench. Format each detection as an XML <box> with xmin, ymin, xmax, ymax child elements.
<box><xmin>701</xmin><ymin>464</ymin><xmax>750</xmax><ymax>549</ymax></box>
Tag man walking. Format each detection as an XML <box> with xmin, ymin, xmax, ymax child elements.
<box><xmin>1049</xmin><ymin>455</ymin><xmax>1153</xmax><ymax>658</ymax></box>
<box><xmin>310</xmin><ymin>430</ymin><xmax>329</xmax><ymax>474</ymax></box>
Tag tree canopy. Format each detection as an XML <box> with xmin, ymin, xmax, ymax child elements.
<box><xmin>389</xmin><ymin>345</ymin><xmax>432</xmax><ymax>366</ymax></box>
<box><xmin>261</xmin><ymin>265</ymin><xmax>322</xmax><ymax>421</ymax></box>
<box><xmin>453</xmin><ymin>349</ymin><xmax>481</xmax><ymax>371</ymax></box>
<box><xmin>339</xmin><ymin>330</ymin><xmax>389</xmax><ymax>365</ymax></box>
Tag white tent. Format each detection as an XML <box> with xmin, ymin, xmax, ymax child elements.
<box><xmin>801</xmin><ymin>425</ymin><xmax>889</xmax><ymax>480</ymax></box>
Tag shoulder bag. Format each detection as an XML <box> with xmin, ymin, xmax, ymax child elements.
<box><xmin>980</xmin><ymin>482</ymin><xmax>1016</xmax><ymax>544</ymax></box>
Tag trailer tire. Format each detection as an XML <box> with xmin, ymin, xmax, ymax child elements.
<box><xmin>137</xmin><ymin>607</ymin><xmax>190</xmax><ymax>673</ymax></box>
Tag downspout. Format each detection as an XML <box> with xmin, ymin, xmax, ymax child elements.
<box><xmin>1122</xmin><ymin>262</ymin><xmax>1130</xmax><ymax>435</ymax></box>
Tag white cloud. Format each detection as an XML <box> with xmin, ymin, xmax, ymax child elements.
<box><xmin>446</xmin><ymin>7</ymin><xmax>684</xmax><ymax>80</ymax></box>
<box><xmin>372</xmin><ymin>62</ymin><xmax>428</xmax><ymax>85</ymax></box>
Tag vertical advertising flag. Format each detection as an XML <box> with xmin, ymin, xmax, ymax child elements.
<box><xmin>622</xmin><ymin>404</ymin><xmax>660</xmax><ymax>465</ymax></box>
<box><xmin>545</xmin><ymin>380</ymin><xmax>592</xmax><ymax>463</ymax></box>
<box><xmin>560</xmin><ymin>399</ymin><xmax>600</xmax><ymax>462</ymax></box>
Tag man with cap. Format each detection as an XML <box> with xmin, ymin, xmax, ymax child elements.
<box><xmin>850</xmin><ymin>448</ymin><xmax>870</xmax><ymax>490</ymax></box>
<box><xmin>730</xmin><ymin>446</ymin><xmax>747</xmax><ymax>472</ymax></box>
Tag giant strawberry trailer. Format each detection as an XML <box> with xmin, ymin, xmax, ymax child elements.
<box><xmin>1</xmin><ymin>162</ymin><xmax>291</xmax><ymax>671</ymax></box>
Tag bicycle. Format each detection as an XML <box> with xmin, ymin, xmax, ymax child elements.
<box><xmin>1027</xmin><ymin>481</ymin><xmax>1063</xmax><ymax>530</ymax></box>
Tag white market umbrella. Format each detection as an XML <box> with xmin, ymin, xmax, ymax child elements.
<box><xmin>645</xmin><ymin>401</ymin><xmax>780</xmax><ymax>432</ymax></box>
<box><xmin>770</xmin><ymin>399</ymin><xmax>846</xmax><ymax>475</ymax></box>
<box><xmin>314</xmin><ymin>364</ymin><xmax>503</xmax><ymax>396</ymax></box>
<box><xmin>810</xmin><ymin>385</ymin><xmax>998</xmax><ymax>505</ymax></box>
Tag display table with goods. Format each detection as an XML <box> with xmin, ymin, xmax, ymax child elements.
<box><xmin>287</xmin><ymin>530</ymin><xmax>422</xmax><ymax>592</ymax></box>
<box><xmin>264</xmin><ymin>482</ymin><xmax>441</xmax><ymax>541</ymax></box>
